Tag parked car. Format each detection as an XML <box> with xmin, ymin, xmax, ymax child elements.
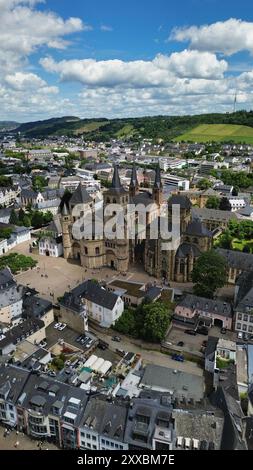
<box><xmin>98</xmin><ymin>341</ymin><xmax>109</xmax><ymax>350</ymax></box>
<box><xmin>116</xmin><ymin>348</ymin><xmax>126</xmax><ymax>357</ymax></box>
<box><xmin>112</xmin><ymin>336</ymin><xmax>121</xmax><ymax>342</ymax></box>
<box><xmin>220</xmin><ymin>327</ymin><xmax>226</xmax><ymax>334</ymax></box>
<box><xmin>177</xmin><ymin>341</ymin><xmax>184</xmax><ymax>347</ymax></box>
<box><xmin>40</xmin><ymin>340</ymin><xmax>47</xmax><ymax>348</ymax></box>
<box><xmin>184</xmin><ymin>329</ymin><xmax>197</xmax><ymax>336</ymax></box>
<box><xmin>54</xmin><ymin>323</ymin><xmax>61</xmax><ymax>329</ymax></box>
<box><xmin>58</xmin><ymin>323</ymin><xmax>67</xmax><ymax>331</ymax></box>
<box><xmin>76</xmin><ymin>335</ymin><xmax>83</xmax><ymax>343</ymax></box>
<box><xmin>196</xmin><ymin>326</ymin><xmax>208</xmax><ymax>336</ymax></box>
<box><xmin>48</xmin><ymin>370</ymin><xmax>56</xmax><ymax>377</ymax></box>
<box><xmin>172</xmin><ymin>353</ymin><xmax>185</xmax><ymax>362</ymax></box>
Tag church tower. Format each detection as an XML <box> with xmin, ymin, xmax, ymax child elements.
<box><xmin>61</xmin><ymin>203</ymin><xmax>72</xmax><ymax>259</ymax></box>
<box><xmin>104</xmin><ymin>165</ymin><xmax>129</xmax><ymax>272</ymax></box>
<box><xmin>129</xmin><ymin>164</ymin><xmax>139</xmax><ymax>198</ymax></box>
<box><xmin>152</xmin><ymin>164</ymin><xmax>163</xmax><ymax>206</ymax></box>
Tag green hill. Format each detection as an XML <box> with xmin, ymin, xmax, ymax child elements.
<box><xmin>174</xmin><ymin>123</ymin><xmax>253</xmax><ymax>144</ymax></box>
<box><xmin>0</xmin><ymin>121</ymin><xmax>20</xmax><ymax>131</ymax></box>
<box><xmin>11</xmin><ymin>110</ymin><xmax>253</xmax><ymax>142</ymax></box>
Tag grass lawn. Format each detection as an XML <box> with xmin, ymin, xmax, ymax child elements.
<box><xmin>174</xmin><ymin>124</ymin><xmax>253</xmax><ymax>144</ymax></box>
<box><xmin>232</xmin><ymin>238</ymin><xmax>253</xmax><ymax>252</ymax></box>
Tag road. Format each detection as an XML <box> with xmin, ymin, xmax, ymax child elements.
<box><xmin>88</xmin><ymin>326</ymin><xmax>204</xmax><ymax>377</ymax></box>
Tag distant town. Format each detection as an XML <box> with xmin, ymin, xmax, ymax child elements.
<box><xmin>0</xmin><ymin>124</ymin><xmax>252</xmax><ymax>452</ymax></box>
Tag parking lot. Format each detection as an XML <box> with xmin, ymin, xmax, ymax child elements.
<box><xmin>166</xmin><ymin>327</ymin><xmax>205</xmax><ymax>354</ymax></box>
<box><xmin>46</xmin><ymin>322</ymin><xmax>120</xmax><ymax>365</ymax></box>
<box><xmin>46</xmin><ymin>322</ymin><xmax>96</xmax><ymax>350</ymax></box>
<box><xmin>166</xmin><ymin>325</ymin><xmax>237</xmax><ymax>356</ymax></box>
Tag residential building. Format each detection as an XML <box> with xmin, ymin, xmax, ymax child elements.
<box><xmin>39</xmin><ymin>217</ymin><xmax>63</xmax><ymax>258</ymax></box>
<box><xmin>173</xmin><ymin>410</ymin><xmax>224</xmax><ymax>450</ymax></box>
<box><xmin>0</xmin><ymin>318</ymin><xmax>45</xmax><ymax>355</ymax></box>
<box><xmin>79</xmin><ymin>397</ymin><xmax>128</xmax><ymax>451</ymax></box>
<box><xmin>0</xmin><ymin>268</ymin><xmax>24</xmax><ymax>325</ymax></box>
<box><xmin>173</xmin><ymin>294</ymin><xmax>232</xmax><ymax>330</ymax></box>
<box><xmin>23</xmin><ymin>295</ymin><xmax>54</xmax><ymax>328</ymax></box>
<box><xmin>140</xmin><ymin>364</ymin><xmax>204</xmax><ymax>402</ymax></box>
<box><xmin>59</xmin><ymin>280</ymin><xmax>124</xmax><ymax>329</ymax></box>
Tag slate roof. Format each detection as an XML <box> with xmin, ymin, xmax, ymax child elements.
<box><xmin>61</xmin><ymin>280</ymin><xmax>120</xmax><ymax>311</ymax></box>
<box><xmin>176</xmin><ymin>243</ymin><xmax>201</xmax><ymax>259</ymax></box>
<box><xmin>0</xmin><ymin>267</ymin><xmax>15</xmax><ymax>288</ymax></box>
<box><xmin>107</xmin><ymin>165</ymin><xmax>127</xmax><ymax>194</ymax></box>
<box><xmin>185</xmin><ymin>220</ymin><xmax>213</xmax><ymax>237</ymax></box>
<box><xmin>216</xmin><ymin>248</ymin><xmax>253</xmax><ymax>272</ymax></box>
<box><xmin>81</xmin><ymin>396</ymin><xmax>128</xmax><ymax>442</ymax></box>
<box><xmin>168</xmin><ymin>194</ymin><xmax>192</xmax><ymax>210</ymax></box>
<box><xmin>140</xmin><ymin>364</ymin><xmax>204</xmax><ymax>401</ymax></box>
<box><xmin>23</xmin><ymin>295</ymin><xmax>53</xmax><ymax>320</ymax></box>
<box><xmin>70</xmin><ymin>184</ymin><xmax>92</xmax><ymax>205</ymax></box>
<box><xmin>192</xmin><ymin>207</ymin><xmax>237</xmax><ymax>222</ymax></box>
<box><xmin>176</xmin><ymin>294</ymin><xmax>232</xmax><ymax>317</ymax></box>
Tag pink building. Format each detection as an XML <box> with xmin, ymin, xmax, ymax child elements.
<box><xmin>174</xmin><ymin>294</ymin><xmax>233</xmax><ymax>330</ymax></box>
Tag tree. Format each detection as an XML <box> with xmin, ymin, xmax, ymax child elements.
<box><xmin>18</xmin><ymin>208</ymin><xmax>26</xmax><ymax>222</ymax></box>
<box><xmin>22</xmin><ymin>215</ymin><xmax>31</xmax><ymax>227</ymax></box>
<box><xmin>206</xmin><ymin>196</ymin><xmax>220</xmax><ymax>209</ymax></box>
<box><xmin>197</xmin><ymin>178</ymin><xmax>212</xmax><ymax>190</ymax></box>
<box><xmin>191</xmin><ymin>250</ymin><xmax>227</xmax><ymax>298</ymax></box>
<box><xmin>9</xmin><ymin>209</ymin><xmax>18</xmax><ymax>225</ymax></box>
<box><xmin>32</xmin><ymin>175</ymin><xmax>47</xmax><ymax>191</ymax></box>
<box><xmin>232</xmin><ymin>186</ymin><xmax>239</xmax><ymax>196</ymax></box>
<box><xmin>219</xmin><ymin>197</ymin><xmax>231</xmax><ymax>211</ymax></box>
<box><xmin>243</xmin><ymin>244</ymin><xmax>251</xmax><ymax>253</ymax></box>
<box><xmin>0</xmin><ymin>175</ymin><xmax>12</xmax><ymax>187</ymax></box>
<box><xmin>31</xmin><ymin>211</ymin><xmax>45</xmax><ymax>229</ymax></box>
<box><xmin>218</xmin><ymin>230</ymin><xmax>233</xmax><ymax>249</ymax></box>
<box><xmin>142</xmin><ymin>302</ymin><xmax>170</xmax><ymax>342</ymax></box>
<box><xmin>114</xmin><ymin>308</ymin><xmax>137</xmax><ymax>337</ymax></box>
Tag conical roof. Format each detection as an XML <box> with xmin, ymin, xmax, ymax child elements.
<box><xmin>130</xmin><ymin>164</ymin><xmax>138</xmax><ymax>188</ymax></box>
<box><xmin>153</xmin><ymin>164</ymin><xmax>162</xmax><ymax>189</ymax></box>
<box><xmin>108</xmin><ymin>165</ymin><xmax>127</xmax><ymax>194</ymax></box>
<box><xmin>70</xmin><ymin>184</ymin><xmax>92</xmax><ymax>205</ymax></box>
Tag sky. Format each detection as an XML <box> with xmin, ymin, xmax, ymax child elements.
<box><xmin>1</xmin><ymin>0</ymin><xmax>253</xmax><ymax>122</ymax></box>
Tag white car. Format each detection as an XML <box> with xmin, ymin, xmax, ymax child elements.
<box><xmin>54</xmin><ymin>323</ymin><xmax>61</xmax><ymax>329</ymax></box>
<box><xmin>58</xmin><ymin>323</ymin><xmax>67</xmax><ymax>331</ymax></box>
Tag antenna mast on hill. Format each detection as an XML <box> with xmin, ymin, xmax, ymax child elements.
<box><xmin>233</xmin><ymin>92</ymin><xmax>237</xmax><ymax>113</ymax></box>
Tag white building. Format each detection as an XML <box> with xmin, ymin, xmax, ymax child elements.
<box><xmin>39</xmin><ymin>217</ymin><xmax>63</xmax><ymax>257</ymax></box>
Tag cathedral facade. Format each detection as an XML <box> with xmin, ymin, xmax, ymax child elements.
<box><xmin>60</xmin><ymin>165</ymin><xmax>213</xmax><ymax>281</ymax></box>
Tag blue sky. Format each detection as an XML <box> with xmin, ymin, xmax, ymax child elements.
<box><xmin>1</xmin><ymin>0</ymin><xmax>253</xmax><ymax>121</ymax></box>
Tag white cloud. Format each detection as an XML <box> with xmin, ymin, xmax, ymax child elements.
<box><xmin>170</xmin><ymin>18</ymin><xmax>253</xmax><ymax>56</ymax></box>
<box><xmin>40</xmin><ymin>50</ymin><xmax>227</xmax><ymax>89</ymax></box>
<box><xmin>154</xmin><ymin>50</ymin><xmax>227</xmax><ymax>79</ymax></box>
<box><xmin>100</xmin><ymin>25</ymin><xmax>113</xmax><ymax>32</ymax></box>
<box><xmin>0</xmin><ymin>1</ymin><xmax>87</xmax><ymax>120</ymax></box>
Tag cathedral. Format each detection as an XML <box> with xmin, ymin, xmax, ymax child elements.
<box><xmin>60</xmin><ymin>165</ymin><xmax>213</xmax><ymax>282</ymax></box>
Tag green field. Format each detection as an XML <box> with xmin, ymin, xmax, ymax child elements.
<box><xmin>73</xmin><ymin>121</ymin><xmax>107</xmax><ymax>135</ymax></box>
<box><xmin>116</xmin><ymin>124</ymin><xmax>136</xmax><ymax>138</ymax></box>
<box><xmin>174</xmin><ymin>124</ymin><xmax>253</xmax><ymax>144</ymax></box>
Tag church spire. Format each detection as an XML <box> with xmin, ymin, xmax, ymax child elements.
<box><xmin>153</xmin><ymin>164</ymin><xmax>163</xmax><ymax>205</ymax></box>
<box><xmin>111</xmin><ymin>164</ymin><xmax>124</xmax><ymax>192</ymax></box>
<box><xmin>153</xmin><ymin>164</ymin><xmax>162</xmax><ymax>189</ymax></box>
<box><xmin>129</xmin><ymin>164</ymin><xmax>139</xmax><ymax>197</ymax></box>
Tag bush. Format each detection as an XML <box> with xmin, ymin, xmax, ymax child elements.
<box><xmin>0</xmin><ymin>253</ymin><xmax>37</xmax><ymax>274</ymax></box>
